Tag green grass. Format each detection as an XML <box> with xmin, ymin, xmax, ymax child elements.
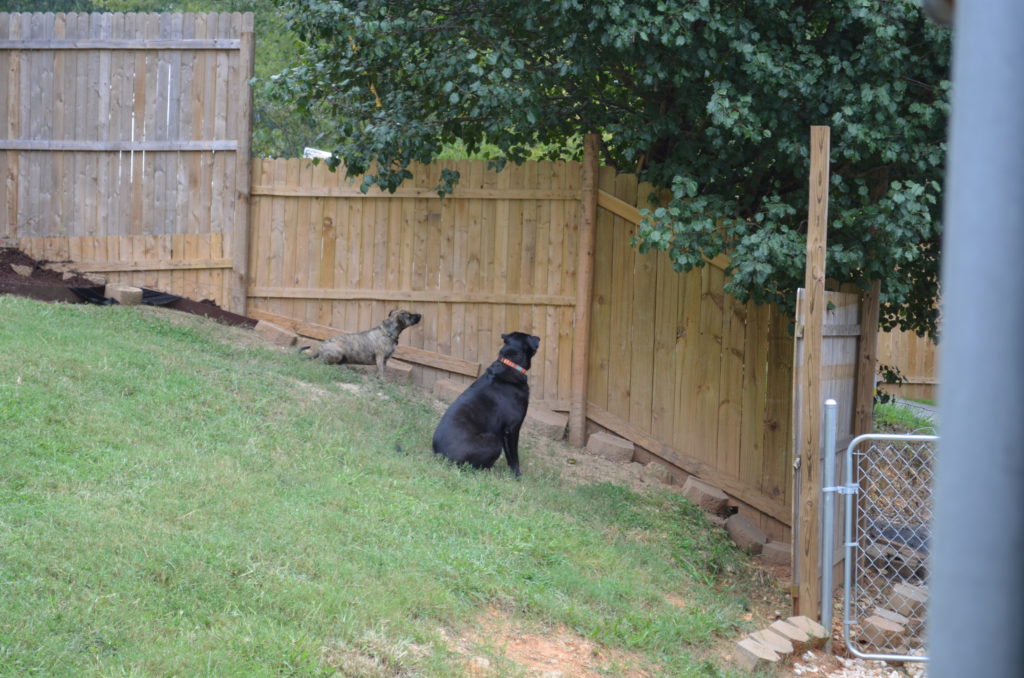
<box><xmin>0</xmin><ymin>297</ymin><xmax>767</xmax><ymax>677</ymax></box>
<box><xmin>873</xmin><ymin>401</ymin><xmax>937</xmax><ymax>434</ymax></box>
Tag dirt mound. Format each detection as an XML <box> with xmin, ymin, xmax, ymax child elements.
<box><xmin>0</xmin><ymin>246</ymin><xmax>97</xmax><ymax>286</ymax></box>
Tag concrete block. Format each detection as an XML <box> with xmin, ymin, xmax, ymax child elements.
<box><xmin>750</xmin><ymin>629</ymin><xmax>793</xmax><ymax>657</ymax></box>
<box><xmin>859</xmin><ymin>615</ymin><xmax>907</xmax><ymax>652</ymax></box>
<box><xmin>10</xmin><ymin>263</ymin><xmax>33</xmax><ymax>277</ymax></box>
<box><xmin>769</xmin><ymin>620</ymin><xmax>813</xmax><ymax>653</ymax></box>
<box><xmin>888</xmin><ymin>582</ymin><xmax>928</xmax><ymax>618</ymax></box>
<box><xmin>253</xmin><ymin>320</ymin><xmax>298</xmax><ymax>347</ymax></box>
<box><xmin>526</xmin><ymin>407</ymin><xmax>568</xmax><ymax>440</ymax></box>
<box><xmin>874</xmin><ymin>606</ymin><xmax>924</xmax><ymax>636</ymax></box>
<box><xmin>384</xmin><ymin>359</ymin><xmax>413</xmax><ymax>383</ymax></box>
<box><xmin>786</xmin><ymin>616</ymin><xmax>829</xmax><ymax>648</ymax></box>
<box><xmin>681</xmin><ymin>476</ymin><xmax>730</xmax><ymax>514</ymax></box>
<box><xmin>432</xmin><ymin>378</ymin><xmax>465</xmax><ymax>404</ymax></box>
<box><xmin>734</xmin><ymin>637</ymin><xmax>780</xmax><ymax>672</ymax></box>
<box><xmin>725</xmin><ymin>513</ymin><xmax>768</xmax><ymax>555</ymax></box>
<box><xmin>586</xmin><ymin>431</ymin><xmax>634</xmax><ymax>463</ymax></box>
<box><xmin>873</xmin><ymin>607</ymin><xmax>910</xmax><ymax>628</ymax></box>
<box><xmin>760</xmin><ymin>540</ymin><xmax>792</xmax><ymax>566</ymax></box>
<box><xmin>641</xmin><ymin>460</ymin><xmax>674</xmax><ymax>485</ymax></box>
<box><xmin>104</xmin><ymin>283</ymin><xmax>143</xmax><ymax>306</ymax></box>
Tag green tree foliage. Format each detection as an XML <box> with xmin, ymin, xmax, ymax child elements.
<box><xmin>0</xmin><ymin>0</ymin><xmax>95</xmax><ymax>10</ymax></box>
<box><xmin>270</xmin><ymin>0</ymin><xmax>950</xmax><ymax>337</ymax></box>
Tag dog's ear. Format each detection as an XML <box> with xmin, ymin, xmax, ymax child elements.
<box><xmin>501</xmin><ymin>333</ymin><xmax>510</xmax><ymax>343</ymax></box>
<box><xmin>527</xmin><ymin>335</ymin><xmax>540</xmax><ymax>353</ymax></box>
<box><xmin>388</xmin><ymin>308</ymin><xmax>399</xmax><ymax>317</ymax></box>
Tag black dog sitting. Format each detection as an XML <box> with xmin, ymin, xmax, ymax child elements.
<box><xmin>432</xmin><ymin>332</ymin><xmax>540</xmax><ymax>477</ymax></box>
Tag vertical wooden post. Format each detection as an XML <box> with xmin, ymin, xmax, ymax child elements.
<box><xmin>229</xmin><ymin>12</ymin><xmax>255</xmax><ymax>315</ymax></box>
<box><xmin>795</xmin><ymin>125</ymin><xmax>830</xmax><ymax>618</ymax></box>
<box><xmin>569</xmin><ymin>133</ymin><xmax>599</xmax><ymax>447</ymax></box>
<box><xmin>854</xmin><ymin>280</ymin><xmax>881</xmax><ymax>437</ymax></box>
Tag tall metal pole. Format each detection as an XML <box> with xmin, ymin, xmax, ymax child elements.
<box><xmin>928</xmin><ymin>2</ymin><xmax>1024</xmax><ymax>675</ymax></box>
<box><xmin>820</xmin><ymin>399</ymin><xmax>838</xmax><ymax>638</ymax></box>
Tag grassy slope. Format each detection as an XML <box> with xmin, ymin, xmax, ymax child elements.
<box><xmin>0</xmin><ymin>297</ymin><xmax>765</xmax><ymax>677</ymax></box>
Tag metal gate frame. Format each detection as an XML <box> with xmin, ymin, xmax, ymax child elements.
<box><xmin>836</xmin><ymin>432</ymin><xmax>937</xmax><ymax>663</ymax></box>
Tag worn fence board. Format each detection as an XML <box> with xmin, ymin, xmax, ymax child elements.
<box><xmin>0</xmin><ymin>12</ymin><xmax>253</xmax><ymax>311</ymax></box>
<box><xmin>877</xmin><ymin>328</ymin><xmax>939</xmax><ymax>401</ymax></box>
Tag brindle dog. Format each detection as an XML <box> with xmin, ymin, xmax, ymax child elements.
<box><xmin>301</xmin><ymin>308</ymin><xmax>422</xmax><ymax>379</ymax></box>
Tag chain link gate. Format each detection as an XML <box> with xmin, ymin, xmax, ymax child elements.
<box><xmin>834</xmin><ymin>433</ymin><xmax>937</xmax><ymax>662</ymax></box>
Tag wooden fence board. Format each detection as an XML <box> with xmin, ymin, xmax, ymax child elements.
<box><xmin>877</xmin><ymin>327</ymin><xmax>939</xmax><ymax>401</ymax></box>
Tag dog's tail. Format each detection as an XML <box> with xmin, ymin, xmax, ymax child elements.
<box><xmin>298</xmin><ymin>345</ymin><xmax>320</xmax><ymax>360</ymax></box>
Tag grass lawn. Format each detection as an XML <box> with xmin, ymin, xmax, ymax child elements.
<box><xmin>0</xmin><ymin>297</ymin><xmax>779</xmax><ymax>677</ymax></box>
<box><xmin>872</xmin><ymin>402</ymin><xmax>937</xmax><ymax>434</ymax></box>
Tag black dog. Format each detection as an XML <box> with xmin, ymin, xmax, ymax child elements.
<box><xmin>432</xmin><ymin>332</ymin><xmax>540</xmax><ymax>477</ymax></box>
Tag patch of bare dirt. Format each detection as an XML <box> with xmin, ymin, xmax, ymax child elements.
<box><xmin>442</xmin><ymin>606</ymin><xmax>654</xmax><ymax>678</ymax></box>
<box><xmin>526</xmin><ymin>434</ymin><xmax>656</xmax><ymax>495</ymax></box>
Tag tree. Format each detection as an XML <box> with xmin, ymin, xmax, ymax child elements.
<box><xmin>267</xmin><ymin>2</ymin><xmax>948</xmax><ymax>338</ymax></box>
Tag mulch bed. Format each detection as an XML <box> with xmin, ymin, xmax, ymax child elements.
<box><xmin>0</xmin><ymin>246</ymin><xmax>97</xmax><ymax>286</ymax></box>
<box><xmin>0</xmin><ymin>245</ymin><xmax>257</xmax><ymax>328</ymax></box>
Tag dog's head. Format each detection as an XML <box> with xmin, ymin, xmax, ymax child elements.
<box><xmin>386</xmin><ymin>308</ymin><xmax>423</xmax><ymax>332</ymax></box>
<box><xmin>499</xmin><ymin>332</ymin><xmax>541</xmax><ymax>371</ymax></box>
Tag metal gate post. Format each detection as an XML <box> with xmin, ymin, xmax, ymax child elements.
<box><xmin>842</xmin><ymin>433</ymin><xmax>857</xmax><ymax>657</ymax></box>
<box><xmin>820</xmin><ymin>399</ymin><xmax>839</xmax><ymax>636</ymax></box>
<box><xmin>929</xmin><ymin>2</ymin><xmax>1024</xmax><ymax>676</ymax></box>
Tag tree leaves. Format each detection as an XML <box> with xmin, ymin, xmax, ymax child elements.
<box><xmin>270</xmin><ymin>0</ymin><xmax>950</xmax><ymax>338</ymax></box>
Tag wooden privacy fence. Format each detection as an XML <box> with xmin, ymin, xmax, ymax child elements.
<box><xmin>245</xmin><ymin>156</ymin><xmax>581</xmax><ymax>408</ymax></box>
<box><xmin>0</xmin><ymin>11</ymin><xmax>254</xmax><ymax>312</ymax></box>
<box><xmin>587</xmin><ymin>168</ymin><xmax>795</xmax><ymax>533</ymax></box>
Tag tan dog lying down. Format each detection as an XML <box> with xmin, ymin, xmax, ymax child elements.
<box><xmin>301</xmin><ymin>309</ymin><xmax>422</xmax><ymax>379</ymax></box>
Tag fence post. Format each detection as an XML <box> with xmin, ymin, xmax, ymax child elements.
<box><xmin>854</xmin><ymin>280</ymin><xmax>880</xmax><ymax>437</ymax></box>
<box><xmin>568</xmin><ymin>133</ymin><xmax>599</xmax><ymax>447</ymax></box>
<box><xmin>229</xmin><ymin>12</ymin><xmax>255</xmax><ymax>316</ymax></box>
<box><xmin>795</xmin><ymin>125</ymin><xmax>830</xmax><ymax>618</ymax></box>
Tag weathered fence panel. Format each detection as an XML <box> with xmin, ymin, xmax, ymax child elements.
<box><xmin>0</xmin><ymin>12</ymin><xmax>253</xmax><ymax>311</ymax></box>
